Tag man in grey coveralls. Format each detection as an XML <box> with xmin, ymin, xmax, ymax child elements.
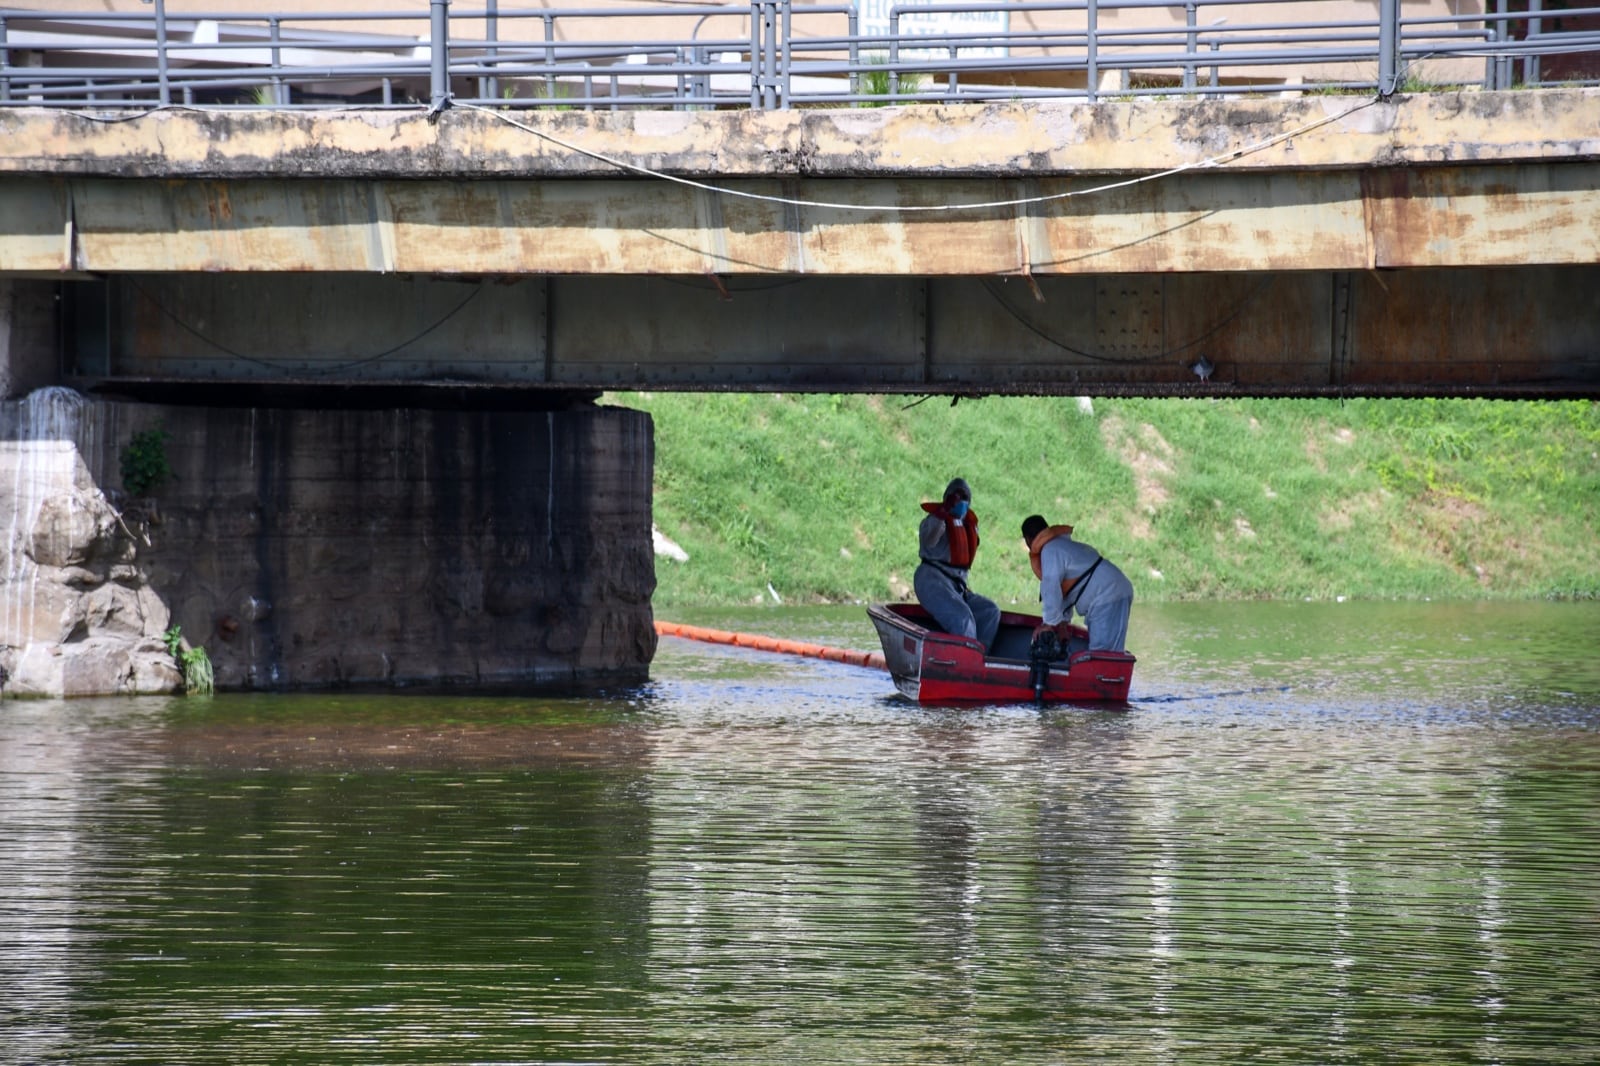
<box><xmin>1021</xmin><ymin>513</ymin><xmax>1134</xmax><ymax>653</ymax></box>
<box><xmin>914</xmin><ymin>477</ymin><xmax>1001</xmax><ymax>652</ymax></box>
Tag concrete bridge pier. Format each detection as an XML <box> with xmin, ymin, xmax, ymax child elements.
<box><xmin>1</xmin><ymin>284</ymin><xmax>657</xmax><ymax>698</ymax></box>
<box><xmin>0</xmin><ymin>280</ymin><xmax>55</xmax><ymax>400</ymax></box>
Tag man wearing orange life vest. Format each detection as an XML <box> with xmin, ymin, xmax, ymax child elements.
<box><xmin>915</xmin><ymin>477</ymin><xmax>1001</xmax><ymax>652</ymax></box>
<box><xmin>1021</xmin><ymin>513</ymin><xmax>1134</xmax><ymax>653</ymax></box>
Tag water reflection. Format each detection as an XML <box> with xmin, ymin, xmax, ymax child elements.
<box><xmin>0</xmin><ymin>602</ymin><xmax>1597</xmax><ymax>1063</ymax></box>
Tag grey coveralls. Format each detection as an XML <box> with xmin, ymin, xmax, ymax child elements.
<box><xmin>1037</xmin><ymin>533</ymin><xmax>1134</xmax><ymax>652</ymax></box>
<box><xmin>914</xmin><ymin>510</ymin><xmax>1001</xmax><ymax>652</ymax></box>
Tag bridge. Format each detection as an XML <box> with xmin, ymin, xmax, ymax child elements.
<box><xmin>5</xmin><ymin>88</ymin><xmax>1598</xmax><ymax>399</ymax></box>
<box><xmin>1</xmin><ymin>1</ymin><xmax>1598</xmax><ymax>697</ymax></box>
<box><xmin>2</xmin><ymin>0</ymin><xmax>1599</xmax><ymax>399</ymax></box>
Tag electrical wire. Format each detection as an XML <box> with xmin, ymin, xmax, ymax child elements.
<box><xmin>979</xmin><ymin>274</ymin><xmax>1277</xmax><ymax>365</ymax></box>
<box><xmin>126</xmin><ymin>278</ymin><xmax>485</xmax><ymax>377</ymax></box>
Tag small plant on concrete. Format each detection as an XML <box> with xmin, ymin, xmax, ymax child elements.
<box><xmin>856</xmin><ymin>56</ymin><xmax>926</xmax><ymax>106</ymax></box>
<box><xmin>531</xmin><ymin>80</ymin><xmax>576</xmax><ymax>111</ymax></box>
<box><xmin>163</xmin><ymin>624</ymin><xmax>214</xmax><ymax>696</ymax></box>
<box><xmin>1398</xmin><ymin>74</ymin><xmax>1442</xmax><ymax>93</ymax></box>
<box><xmin>120</xmin><ymin>428</ymin><xmax>173</xmax><ymax>496</ymax></box>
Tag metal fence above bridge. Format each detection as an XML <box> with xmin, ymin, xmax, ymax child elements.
<box><xmin>2</xmin><ymin>0</ymin><xmax>1598</xmax><ymax>111</ymax></box>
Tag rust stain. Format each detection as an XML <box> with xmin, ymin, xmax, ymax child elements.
<box><xmin>1364</xmin><ymin>164</ymin><xmax>1600</xmax><ymax>268</ymax></box>
<box><xmin>10</xmin><ymin>159</ymin><xmax>1598</xmax><ymax>276</ymax></box>
<box><xmin>199</xmin><ymin>181</ymin><xmax>235</xmax><ymax>226</ymax></box>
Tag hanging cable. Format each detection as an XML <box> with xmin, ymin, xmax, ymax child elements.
<box><xmin>979</xmin><ymin>275</ymin><xmax>1276</xmax><ymax>366</ymax></box>
<box><xmin>125</xmin><ymin>278</ymin><xmax>484</xmax><ymax>377</ymax></box>
<box><xmin>452</xmin><ymin>95</ymin><xmax>1382</xmax><ymax>215</ymax></box>
<box><xmin>56</xmin><ymin>90</ymin><xmax>1381</xmax><ymax>216</ymax></box>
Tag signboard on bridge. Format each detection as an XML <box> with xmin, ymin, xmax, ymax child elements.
<box><xmin>853</xmin><ymin>0</ymin><xmax>1009</xmax><ymax>60</ymax></box>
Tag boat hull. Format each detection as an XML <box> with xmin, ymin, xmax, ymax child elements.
<box><xmin>867</xmin><ymin>602</ymin><xmax>1135</xmax><ymax>704</ymax></box>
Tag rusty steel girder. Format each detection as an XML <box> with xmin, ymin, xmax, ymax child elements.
<box><xmin>56</xmin><ymin>268</ymin><xmax>1600</xmax><ymax>398</ymax></box>
<box><xmin>4</xmin><ymin>162</ymin><xmax>1597</xmax><ymax>278</ymax></box>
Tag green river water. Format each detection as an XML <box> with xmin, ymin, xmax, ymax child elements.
<box><xmin>2</xmin><ymin>601</ymin><xmax>1597</xmax><ymax>1064</ymax></box>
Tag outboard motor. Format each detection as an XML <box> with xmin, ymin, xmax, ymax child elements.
<box><xmin>1029</xmin><ymin>629</ymin><xmax>1063</xmax><ymax>705</ymax></box>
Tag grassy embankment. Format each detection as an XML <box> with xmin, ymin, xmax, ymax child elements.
<box><xmin>607</xmin><ymin>393</ymin><xmax>1600</xmax><ymax>609</ymax></box>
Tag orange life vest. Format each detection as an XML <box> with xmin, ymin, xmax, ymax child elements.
<box><xmin>921</xmin><ymin>501</ymin><xmax>981</xmax><ymax>569</ymax></box>
<box><xmin>1028</xmin><ymin>524</ymin><xmax>1080</xmax><ymax>596</ymax></box>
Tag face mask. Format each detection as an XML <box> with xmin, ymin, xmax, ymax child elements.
<box><xmin>949</xmin><ymin>500</ymin><xmax>970</xmax><ymax>519</ymax></box>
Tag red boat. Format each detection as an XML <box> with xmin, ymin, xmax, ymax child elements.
<box><xmin>867</xmin><ymin>602</ymin><xmax>1136</xmax><ymax>704</ymax></box>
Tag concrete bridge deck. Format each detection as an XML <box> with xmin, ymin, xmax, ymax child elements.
<box><xmin>3</xmin><ymin>88</ymin><xmax>1599</xmax><ymax>397</ymax></box>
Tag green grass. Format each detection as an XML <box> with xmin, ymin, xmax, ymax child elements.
<box><xmin>610</xmin><ymin>393</ymin><xmax>1600</xmax><ymax>609</ymax></box>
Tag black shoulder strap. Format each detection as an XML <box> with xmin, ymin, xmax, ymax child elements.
<box><xmin>1063</xmin><ymin>556</ymin><xmax>1103</xmax><ymax>612</ymax></box>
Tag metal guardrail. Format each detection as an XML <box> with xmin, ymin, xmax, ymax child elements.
<box><xmin>1</xmin><ymin>0</ymin><xmax>1597</xmax><ymax>111</ymax></box>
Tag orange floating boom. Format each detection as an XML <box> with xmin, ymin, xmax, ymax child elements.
<box><xmin>655</xmin><ymin>620</ymin><xmax>887</xmax><ymax>671</ymax></box>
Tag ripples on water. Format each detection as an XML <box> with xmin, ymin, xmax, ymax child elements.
<box><xmin>1</xmin><ymin>602</ymin><xmax>1597</xmax><ymax>1064</ymax></box>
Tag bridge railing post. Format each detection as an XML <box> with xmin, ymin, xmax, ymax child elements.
<box><xmin>780</xmin><ymin>0</ymin><xmax>793</xmax><ymax>108</ymax></box>
<box><xmin>149</xmin><ymin>0</ymin><xmax>171</xmax><ymax>106</ymax></box>
<box><xmin>1086</xmin><ymin>0</ymin><xmax>1098</xmax><ymax>102</ymax></box>
<box><xmin>750</xmin><ymin>0</ymin><xmax>780</xmax><ymax>109</ymax></box>
<box><xmin>847</xmin><ymin>9</ymin><xmax>860</xmax><ymax>100</ymax></box>
<box><xmin>1523</xmin><ymin>0</ymin><xmax>1543</xmax><ymax>87</ymax></box>
<box><xmin>268</xmin><ymin>17</ymin><xmax>284</xmax><ymax>105</ymax></box>
<box><xmin>543</xmin><ymin>14</ymin><xmax>557</xmax><ymax>105</ymax></box>
<box><xmin>483</xmin><ymin>0</ymin><xmax>499</xmax><ymax>104</ymax></box>
<box><xmin>748</xmin><ymin>2</ymin><xmax>757</xmax><ymax>108</ymax></box>
<box><xmin>429</xmin><ymin>0</ymin><xmax>452</xmax><ymax>115</ymax></box>
<box><xmin>889</xmin><ymin>11</ymin><xmax>900</xmax><ymax>98</ymax></box>
<box><xmin>1182</xmin><ymin>2</ymin><xmax>1197</xmax><ymax>92</ymax></box>
<box><xmin>0</xmin><ymin>15</ymin><xmax>10</xmax><ymax>104</ymax></box>
<box><xmin>1494</xmin><ymin>0</ymin><xmax>1510</xmax><ymax>89</ymax></box>
<box><xmin>749</xmin><ymin>2</ymin><xmax>760</xmax><ymax>108</ymax></box>
<box><xmin>1377</xmin><ymin>0</ymin><xmax>1401</xmax><ymax>95</ymax></box>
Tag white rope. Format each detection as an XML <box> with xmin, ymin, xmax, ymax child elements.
<box><xmin>454</xmin><ymin>94</ymin><xmax>1381</xmax><ymax>214</ymax></box>
<box><xmin>59</xmin><ymin>92</ymin><xmax>1383</xmax><ymax>213</ymax></box>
